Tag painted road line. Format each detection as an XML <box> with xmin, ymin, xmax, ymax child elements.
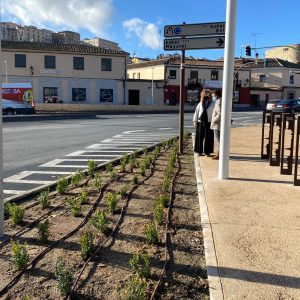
<box><xmin>101</xmin><ymin>139</ymin><xmax>154</xmax><ymax>144</ymax></box>
<box><xmin>66</xmin><ymin>150</ymin><xmax>128</xmax><ymax>157</ymax></box>
<box><xmin>86</xmin><ymin>144</ymin><xmax>141</xmax><ymax>149</ymax></box>
<box><xmin>122</xmin><ymin>130</ymin><xmax>146</xmax><ymax>134</ymax></box>
<box><xmin>4</xmin><ymin>190</ymin><xmax>25</xmax><ymax>195</ymax></box>
<box><xmin>40</xmin><ymin>159</ymin><xmax>109</xmax><ymax>168</ymax></box>
<box><xmin>158</xmin><ymin>128</ymin><xmax>174</xmax><ymax>130</ymax></box>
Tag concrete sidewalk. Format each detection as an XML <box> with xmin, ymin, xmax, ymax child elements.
<box><xmin>197</xmin><ymin>125</ymin><xmax>300</xmax><ymax>299</ymax></box>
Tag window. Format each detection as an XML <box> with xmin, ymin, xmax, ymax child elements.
<box><xmin>259</xmin><ymin>74</ymin><xmax>266</xmax><ymax>82</ymax></box>
<box><xmin>43</xmin><ymin>87</ymin><xmax>58</xmax><ymax>103</ymax></box>
<box><xmin>44</xmin><ymin>55</ymin><xmax>56</xmax><ymax>69</ymax></box>
<box><xmin>73</xmin><ymin>57</ymin><xmax>84</xmax><ymax>70</ymax></box>
<box><xmin>15</xmin><ymin>54</ymin><xmax>26</xmax><ymax>67</ymax></box>
<box><xmin>169</xmin><ymin>70</ymin><xmax>176</xmax><ymax>79</ymax></box>
<box><xmin>289</xmin><ymin>75</ymin><xmax>294</xmax><ymax>84</ymax></box>
<box><xmin>190</xmin><ymin>70</ymin><xmax>198</xmax><ymax>79</ymax></box>
<box><xmin>211</xmin><ymin>70</ymin><xmax>219</xmax><ymax>80</ymax></box>
<box><xmin>288</xmin><ymin>92</ymin><xmax>295</xmax><ymax>99</ymax></box>
<box><xmin>101</xmin><ymin>58</ymin><xmax>112</xmax><ymax>71</ymax></box>
<box><xmin>72</xmin><ymin>88</ymin><xmax>86</xmax><ymax>101</ymax></box>
<box><xmin>100</xmin><ymin>89</ymin><xmax>113</xmax><ymax>103</ymax></box>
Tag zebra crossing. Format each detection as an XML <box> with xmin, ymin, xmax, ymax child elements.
<box><xmin>3</xmin><ymin>129</ymin><xmax>177</xmax><ymax>201</ymax></box>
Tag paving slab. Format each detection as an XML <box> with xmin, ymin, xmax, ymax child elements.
<box><xmin>198</xmin><ymin>125</ymin><xmax>300</xmax><ymax>299</ymax></box>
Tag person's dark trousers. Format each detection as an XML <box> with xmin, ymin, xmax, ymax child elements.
<box><xmin>194</xmin><ymin>122</ymin><xmax>214</xmax><ymax>155</ymax></box>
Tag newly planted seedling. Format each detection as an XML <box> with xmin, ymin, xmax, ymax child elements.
<box><xmin>119</xmin><ymin>276</ymin><xmax>147</xmax><ymax>300</ymax></box>
<box><xmin>37</xmin><ymin>219</ymin><xmax>50</xmax><ymax>242</ymax></box>
<box><xmin>140</xmin><ymin>165</ymin><xmax>145</xmax><ymax>176</ymax></box>
<box><xmin>142</xmin><ymin>147</ymin><xmax>148</xmax><ymax>155</ymax></box>
<box><xmin>157</xmin><ymin>193</ymin><xmax>170</xmax><ymax>208</ymax></box>
<box><xmin>92</xmin><ymin>173</ymin><xmax>102</xmax><ymax>191</ymax></box>
<box><xmin>71</xmin><ymin>170</ymin><xmax>84</xmax><ymax>186</ymax></box>
<box><xmin>106</xmin><ymin>162</ymin><xmax>113</xmax><ymax>173</ymax></box>
<box><xmin>132</xmin><ymin>174</ymin><xmax>139</xmax><ymax>185</ymax></box>
<box><xmin>38</xmin><ymin>189</ymin><xmax>50</xmax><ymax>209</ymax></box>
<box><xmin>162</xmin><ymin>177</ymin><xmax>170</xmax><ymax>193</ymax></box>
<box><xmin>118</xmin><ymin>184</ymin><xmax>129</xmax><ymax>198</ymax></box>
<box><xmin>9</xmin><ymin>204</ymin><xmax>25</xmax><ymax>225</ymax></box>
<box><xmin>67</xmin><ymin>197</ymin><xmax>81</xmax><ymax>217</ymax></box>
<box><xmin>88</xmin><ymin>160</ymin><xmax>97</xmax><ymax>176</ymax></box>
<box><xmin>110</xmin><ymin>170</ymin><xmax>117</xmax><ymax>181</ymax></box>
<box><xmin>4</xmin><ymin>201</ymin><xmax>10</xmax><ymax>217</ymax></box>
<box><xmin>129</xmin><ymin>252</ymin><xmax>151</xmax><ymax>278</ymax></box>
<box><xmin>11</xmin><ymin>240</ymin><xmax>29</xmax><ymax>270</ymax></box>
<box><xmin>56</xmin><ymin>176</ymin><xmax>68</xmax><ymax>194</ymax></box>
<box><xmin>78</xmin><ymin>186</ymin><xmax>89</xmax><ymax>205</ymax></box>
<box><xmin>144</xmin><ymin>222</ymin><xmax>158</xmax><ymax>245</ymax></box>
<box><xmin>80</xmin><ymin>231</ymin><xmax>94</xmax><ymax>259</ymax></box>
<box><xmin>89</xmin><ymin>209</ymin><xmax>107</xmax><ymax>233</ymax></box>
<box><xmin>107</xmin><ymin>192</ymin><xmax>118</xmax><ymax>214</ymax></box>
<box><xmin>55</xmin><ymin>257</ymin><xmax>73</xmax><ymax>297</ymax></box>
<box><xmin>154</xmin><ymin>202</ymin><xmax>164</xmax><ymax>225</ymax></box>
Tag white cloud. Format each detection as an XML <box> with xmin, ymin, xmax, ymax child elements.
<box><xmin>2</xmin><ymin>0</ymin><xmax>114</xmax><ymax>36</ymax></box>
<box><xmin>123</xmin><ymin>18</ymin><xmax>160</xmax><ymax>50</ymax></box>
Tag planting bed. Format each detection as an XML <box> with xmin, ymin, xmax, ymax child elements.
<box><xmin>0</xmin><ymin>137</ymin><xmax>208</xmax><ymax>300</ymax></box>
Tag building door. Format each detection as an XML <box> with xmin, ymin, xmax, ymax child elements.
<box><xmin>128</xmin><ymin>90</ymin><xmax>140</xmax><ymax>105</ymax></box>
<box><xmin>170</xmin><ymin>93</ymin><xmax>177</xmax><ymax>105</ymax></box>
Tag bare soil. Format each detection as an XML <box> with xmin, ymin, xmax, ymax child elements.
<box><xmin>0</xmin><ymin>140</ymin><xmax>209</xmax><ymax>300</ymax></box>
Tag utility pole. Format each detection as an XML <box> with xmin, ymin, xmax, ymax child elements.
<box><xmin>219</xmin><ymin>0</ymin><xmax>237</xmax><ymax>179</ymax></box>
<box><xmin>179</xmin><ymin>49</ymin><xmax>185</xmax><ymax>153</ymax></box>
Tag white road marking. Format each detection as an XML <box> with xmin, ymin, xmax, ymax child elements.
<box><xmin>66</xmin><ymin>150</ymin><xmax>123</xmax><ymax>157</ymax></box>
<box><xmin>123</xmin><ymin>130</ymin><xmax>146</xmax><ymax>134</ymax></box>
<box><xmin>158</xmin><ymin>128</ymin><xmax>174</xmax><ymax>130</ymax></box>
<box><xmin>4</xmin><ymin>190</ymin><xmax>25</xmax><ymax>195</ymax></box>
<box><xmin>86</xmin><ymin>144</ymin><xmax>141</xmax><ymax>149</ymax></box>
<box><xmin>101</xmin><ymin>139</ymin><xmax>154</xmax><ymax>144</ymax></box>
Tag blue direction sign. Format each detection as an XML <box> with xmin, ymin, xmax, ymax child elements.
<box><xmin>164</xmin><ymin>36</ymin><xmax>225</xmax><ymax>51</ymax></box>
<box><xmin>164</xmin><ymin>22</ymin><xmax>225</xmax><ymax>37</ymax></box>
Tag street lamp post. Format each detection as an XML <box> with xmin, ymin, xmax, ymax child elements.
<box><xmin>151</xmin><ymin>66</ymin><xmax>154</xmax><ymax>105</ymax></box>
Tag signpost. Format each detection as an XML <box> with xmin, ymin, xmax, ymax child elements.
<box><xmin>164</xmin><ymin>22</ymin><xmax>225</xmax><ymax>154</ymax></box>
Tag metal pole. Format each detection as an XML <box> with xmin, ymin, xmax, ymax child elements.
<box><xmin>4</xmin><ymin>60</ymin><xmax>7</xmax><ymax>83</ymax></box>
<box><xmin>151</xmin><ymin>66</ymin><xmax>154</xmax><ymax>105</ymax></box>
<box><xmin>0</xmin><ymin>1</ymin><xmax>4</xmax><ymax>238</ymax></box>
<box><xmin>219</xmin><ymin>0</ymin><xmax>237</xmax><ymax>179</ymax></box>
<box><xmin>179</xmin><ymin>50</ymin><xmax>185</xmax><ymax>153</ymax></box>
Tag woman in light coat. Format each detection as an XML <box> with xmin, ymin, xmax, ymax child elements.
<box><xmin>210</xmin><ymin>89</ymin><xmax>222</xmax><ymax>160</ymax></box>
<box><xmin>193</xmin><ymin>89</ymin><xmax>215</xmax><ymax>156</ymax></box>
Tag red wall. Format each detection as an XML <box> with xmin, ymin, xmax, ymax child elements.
<box><xmin>239</xmin><ymin>87</ymin><xmax>251</xmax><ymax>104</ymax></box>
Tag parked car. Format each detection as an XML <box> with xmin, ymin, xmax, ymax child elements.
<box><xmin>273</xmin><ymin>99</ymin><xmax>300</xmax><ymax>113</ymax></box>
<box><xmin>266</xmin><ymin>99</ymin><xmax>281</xmax><ymax>111</ymax></box>
<box><xmin>2</xmin><ymin>99</ymin><xmax>35</xmax><ymax>115</ymax></box>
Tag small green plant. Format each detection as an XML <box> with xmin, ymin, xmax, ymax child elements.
<box><xmin>107</xmin><ymin>192</ymin><xmax>118</xmax><ymax>214</ymax></box>
<box><xmin>78</xmin><ymin>186</ymin><xmax>89</xmax><ymax>205</ymax></box>
<box><xmin>142</xmin><ymin>147</ymin><xmax>148</xmax><ymax>155</ymax></box>
<box><xmin>56</xmin><ymin>176</ymin><xmax>68</xmax><ymax>194</ymax></box>
<box><xmin>67</xmin><ymin>197</ymin><xmax>81</xmax><ymax>217</ymax></box>
<box><xmin>55</xmin><ymin>257</ymin><xmax>73</xmax><ymax>297</ymax></box>
<box><xmin>71</xmin><ymin>170</ymin><xmax>84</xmax><ymax>186</ymax></box>
<box><xmin>110</xmin><ymin>170</ymin><xmax>117</xmax><ymax>181</ymax></box>
<box><xmin>120</xmin><ymin>159</ymin><xmax>126</xmax><ymax>173</ymax></box>
<box><xmin>129</xmin><ymin>252</ymin><xmax>151</xmax><ymax>278</ymax></box>
<box><xmin>24</xmin><ymin>294</ymin><xmax>31</xmax><ymax>300</ymax></box>
<box><xmin>124</xmin><ymin>154</ymin><xmax>130</xmax><ymax>164</ymax></box>
<box><xmin>38</xmin><ymin>189</ymin><xmax>50</xmax><ymax>209</ymax></box>
<box><xmin>154</xmin><ymin>202</ymin><xmax>164</xmax><ymax>225</ymax></box>
<box><xmin>88</xmin><ymin>160</ymin><xmax>97</xmax><ymax>176</ymax></box>
<box><xmin>157</xmin><ymin>194</ymin><xmax>169</xmax><ymax>208</ymax></box>
<box><xmin>144</xmin><ymin>222</ymin><xmax>158</xmax><ymax>245</ymax></box>
<box><xmin>9</xmin><ymin>204</ymin><xmax>25</xmax><ymax>225</ymax></box>
<box><xmin>11</xmin><ymin>240</ymin><xmax>29</xmax><ymax>270</ymax></box>
<box><xmin>106</xmin><ymin>162</ymin><xmax>113</xmax><ymax>173</ymax></box>
<box><xmin>80</xmin><ymin>231</ymin><xmax>93</xmax><ymax>259</ymax></box>
<box><xmin>129</xmin><ymin>158</ymin><xmax>135</xmax><ymax>172</ymax></box>
<box><xmin>89</xmin><ymin>209</ymin><xmax>107</xmax><ymax>233</ymax></box>
<box><xmin>4</xmin><ymin>201</ymin><xmax>10</xmax><ymax>217</ymax></box>
<box><xmin>92</xmin><ymin>173</ymin><xmax>102</xmax><ymax>191</ymax></box>
<box><xmin>162</xmin><ymin>177</ymin><xmax>170</xmax><ymax>193</ymax></box>
<box><xmin>140</xmin><ymin>165</ymin><xmax>145</xmax><ymax>176</ymax></box>
<box><xmin>132</xmin><ymin>174</ymin><xmax>139</xmax><ymax>185</ymax></box>
<box><xmin>118</xmin><ymin>184</ymin><xmax>129</xmax><ymax>198</ymax></box>
<box><xmin>37</xmin><ymin>219</ymin><xmax>50</xmax><ymax>242</ymax></box>
<box><xmin>119</xmin><ymin>276</ymin><xmax>147</xmax><ymax>300</ymax></box>
<box><xmin>184</xmin><ymin>130</ymin><xmax>190</xmax><ymax>140</ymax></box>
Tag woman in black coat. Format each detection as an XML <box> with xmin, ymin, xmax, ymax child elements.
<box><xmin>193</xmin><ymin>89</ymin><xmax>215</xmax><ymax>156</ymax></box>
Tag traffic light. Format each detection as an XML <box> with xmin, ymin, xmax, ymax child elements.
<box><xmin>245</xmin><ymin>45</ymin><xmax>251</xmax><ymax>56</ymax></box>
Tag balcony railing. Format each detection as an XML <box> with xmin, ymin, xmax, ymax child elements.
<box><xmin>188</xmin><ymin>78</ymin><xmax>201</xmax><ymax>88</ymax></box>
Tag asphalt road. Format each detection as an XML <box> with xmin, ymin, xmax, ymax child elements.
<box><xmin>3</xmin><ymin>111</ymin><xmax>262</xmax><ymax>199</ymax></box>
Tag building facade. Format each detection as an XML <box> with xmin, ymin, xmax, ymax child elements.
<box><xmin>82</xmin><ymin>38</ymin><xmax>120</xmax><ymax>51</ymax></box>
<box><xmin>1</xmin><ymin>41</ymin><xmax>129</xmax><ymax>104</ymax></box>
<box><xmin>265</xmin><ymin>44</ymin><xmax>300</xmax><ymax>64</ymax></box>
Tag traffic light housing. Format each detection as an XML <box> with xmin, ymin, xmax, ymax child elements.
<box><xmin>245</xmin><ymin>45</ymin><xmax>251</xmax><ymax>56</ymax></box>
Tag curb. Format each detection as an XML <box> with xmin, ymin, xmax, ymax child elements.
<box><xmin>193</xmin><ymin>135</ymin><xmax>224</xmax><ymax>300</ymax></box>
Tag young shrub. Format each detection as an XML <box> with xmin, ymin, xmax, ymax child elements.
<box><xmin>67</xmin><ymin>197</ymin><xmax>81</xmax><ymax>217</ymax></box>
<box><xmin>107</xmin><ymin>192</ymin><xmax>118</xmax><ymax>214</ymax></box>
<box><xmin>142</xmin><ymin>147</ymin><xmax>148</xmax><ymax>155</ymax></box>
<box><xmin>4</xmin><ymin>201</ymin><xmax>10</xmax><ymax>217</ymax></box>
<box><xmin>184</xmin><ymin>130</ymin><xmax>190</xmax><ymax>140</ymax></box>
<box><xmin>157</xmin><ymin>193</ymin><xmax>170</xmax><ymax>208</ymax></box>
<box><xmin>11</xmin><ymin>240</ymin><xmax>29</xmax><ymax>270</ymax></box>
<box><xmin>106</xmin><ymin>162</ymin><xmax>113</xmax><ymax>173</ymax></box>
<box><xmin>124</xmin><ymin>154</ymin><xmax>130</xmax><ymax>164</ymax></box>
<box><xmin>88</xmin><ymin>160</ymin><xmax>97</xmax><ymax>176</ymax></box>
<box><xmin>89</xmin><ymin>209</ymin><xmax>107</xmax><ymax>233</ymax></box>
<box><xmin>119</xmin><ymin>276</ymin><xmax>147</xmax><ymax>300</ymax></box>
<box><xmin>132</xmin><ymin>174</ymin><xmax>139</xmax><ymax>185</ymax></box>
<box><xmin>38</xmin><ymin>189</ymin><xmax>50</xmax><ymax>209</ymax></box>
<box><xmin>120</xmin><ymin>159</ymin><xmax>126</xmax><ymax>173</ymax></box>
<box><xmin>118</xmin><ymin>184</ymin><xmax>129</xmax><ymax>198</ymax></box>
<box><xmin>154</xmin><ymin>203</ymin><xmax>164</xmax><ymax>225</ymax></box>
<box><xmin>78</xmin><ymin>186</ymin><xmax>89</xmax><ymax>205</ymax></box>
<box><xmin>55</xmin><ymin>257</ymin><xmax>73</xmax><ymax>297</ymax></box>
<box><xmin>110</xmin><ymin>170</ymin><xmax>117</xmax><ymax>181</ymax></box>
<box><xmin>37</xmin><ymin>219</ymin><xmax>50</xmax><ymax>242</ymax></box>
<box><xmin>144</xmin><ymin>222</ymin><xmax>158</xmax><ymax>245</ymax></box>
<box><xmin>129</xmin><ymin>158</ymin><xmax>135</xmax><ymax>172</ymax></box>
<box><xmin>129</xmin><ymin>252</ymin><xmax>151</xmax><ymax>278</ymax></box>
<box><xmin>92</xmin><ymin>173</ymin><xmax>102</xmax><ymax>192</ymax></box>
<box><xmin>80</xmin><ymin>231</ymin><xmax>93</xmax><ymax>260</ymax></box>
<box><xmin>162</xmin><ymin>177</ymin><xmax>170</xmax><ymax>193</ymax></box>
<box><xmin>56</xmin><ymin>176</ymin><xmax>68</xmax><ymax>194</ymax></box>
<box><xmin>71</xmin><ymin>170</ymin><xmax>83</xmax><ymax>186</ymax></box>
<box><xmin>9</xmin><ymin>204</ymin><xmax>25</xmax><ymax>225</ymax></box>
<box><xmin>140</xmin><ymin>165</ymin><xmax>145</xmax><ymax>176</ymax></box>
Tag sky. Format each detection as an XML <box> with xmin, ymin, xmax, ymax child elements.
<box><xmin>1</xmin><ymin>0</ymin><xmax>299</xmax><ymax>60</ymax></box>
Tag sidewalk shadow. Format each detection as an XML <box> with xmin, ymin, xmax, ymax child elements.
<box><xmin>228</xmin><ymin>177</ymin><xmax>293</xmax><ymax>185</ymax></box>
<box><xmin>209</xmin><ymin>266</ymin><xmax>300</xmax><ymax>289</ymax></box>
<box><xmin>230</xmin><ymin>155</ymin><xmax>264</xmax><ymax>162</ymax></box>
